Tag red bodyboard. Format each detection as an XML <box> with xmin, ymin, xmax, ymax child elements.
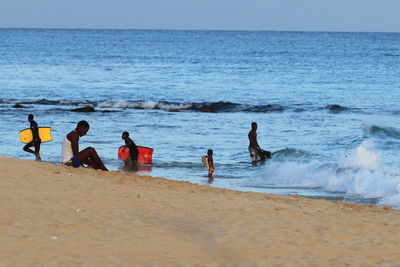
<box><xmin>118</xmin><ymin>146</ymin><xmax>131</xmax><ymax>161</ymax></box>
<box><xmin>118</xmin><ymin>145</ymin><xmax>154</xmax><ymax>164</ymax></box>
<box><xmin>137</xmin><ymin>146</ymin><xmax>154</xmax><ymax>164</ymax></box>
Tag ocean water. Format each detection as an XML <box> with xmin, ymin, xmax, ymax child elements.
<box><xmin>1</xmin><ymin>29</ymin><xmax>400</xmax><ymax>207</ymax></box>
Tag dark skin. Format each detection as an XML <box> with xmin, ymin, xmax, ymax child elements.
<box><xmin>23</xmin><ymin>116</ymin><xmax>41</xmax><ymax>160</ymax></box>
<box><xmin>66</xmin><ymin>126</ymin><xmax>108</xmax><ymax>171</ymax></box>
<box><xmin>206</xmin><ymin>149</ymin><xmax>215</xmax><ymax>183</ymax></box>
<box><xmin>122</xmin><ymin>134</ymin><xmax>134</xmax><ymax>147</ymax></box>
<box><xmin>121</xmin><ymin>133</ymin><xmax>138</xmax><ymax>163</ymax></box>
<box><xmin>248</xmin><ymin>123</ymin><xmax>260</xmax><ymax>149</ymax></box>
<box><xmin>30</xmin><ymin>117</ymin><xmax>40</xmax><ymax>141</ymax></box>
<box><xmin>207</xmin><ymin>150</ymin><xmax>214</xmax><ymax>177</ymax></box>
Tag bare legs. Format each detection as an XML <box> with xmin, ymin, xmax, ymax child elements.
<box><xmin>23</xmin><ymin>141</ymin><xmax>41</xmax><ymax>161</ymax></box>
<box><xmin>129</xmin><ymin>147</ymin><xmax>139</xmax><ymax>164</ymax></box>
<box><xmin>76</xmin><ymin>147</ymin><xmax>108</xmax><ymax>171</ymax></box>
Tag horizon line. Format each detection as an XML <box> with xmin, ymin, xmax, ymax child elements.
<box><xmin>0</xmin><ymin>26</ymin><xmax>399</xmax><ymax>34</ymax></box>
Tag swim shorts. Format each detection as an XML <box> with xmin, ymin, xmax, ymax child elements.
<box><xmin>65</xmin><ymin>156</ymin><xmax>81</xmax><ymax>168</ymax></box>
<box><xmin>248</xmin><ymin>146</ymin><xmax>258</xmax><ymax>162</ymax></box>
<box><xmin>209</xmin><ymin>168</ymin><xmax>215</xmax><ymax>175</ymax></box>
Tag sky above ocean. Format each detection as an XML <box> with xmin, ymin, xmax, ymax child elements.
<box><xmin>0</xmin><ymin>0</ymin><xmax>399</xmax><ymax>32</ymax></box>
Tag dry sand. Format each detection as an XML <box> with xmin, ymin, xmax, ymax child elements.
<box><xmin>0</xmin><ymin>157</ymin><xmax>399</xmax><ymax>266</ymax></box>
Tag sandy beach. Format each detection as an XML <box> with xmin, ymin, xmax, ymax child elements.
<box><xmin>0</xmin><ymin>157</ymin><xmax>399</xmax><ymax>266</ymax></box>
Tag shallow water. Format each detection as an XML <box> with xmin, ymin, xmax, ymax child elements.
<box><xmin>1</xmin><ymin>29</ymin><xmax>400</xmax><ymax>207</ymax></box>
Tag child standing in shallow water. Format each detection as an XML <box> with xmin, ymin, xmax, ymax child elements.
<box><xmin>122</xmin><ymin>131</ymin><xmax>139</xmax><ymax>164</ymax></box>
<box><xmin>202</xmin><ymin>149</ymin><xmax>214</xmax><ymax>180</ymax></box>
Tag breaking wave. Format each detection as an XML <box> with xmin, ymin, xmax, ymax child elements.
<box><xmin>1</xmin><ymin>98</ymin><xmax>365</xmax><ymax>114</ymax></box>
<box><xmin>251</xmin><ymin>141</ymin><xmax>400</xmax><ymax>208</ymax></box>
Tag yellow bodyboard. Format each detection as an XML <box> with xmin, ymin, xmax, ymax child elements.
<box><xmin>19</xmin><ymin>127</ymin><xmax>53</xmax><ymax>143</ymax></box>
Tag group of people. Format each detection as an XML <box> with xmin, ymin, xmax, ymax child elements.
<box><xmin>23</xmin><ymin>115</ymin><xmax>270</xmax><ymax>177</ymax></box>
<box><xmin>23</xmin><ymin>115</ymin><xmax>109</xmax><ymax>171</ymax></box>
<box><xmin>198</xmin><ymin>122</ymin><xmax>271</xmax><ymax>180</ymax></box>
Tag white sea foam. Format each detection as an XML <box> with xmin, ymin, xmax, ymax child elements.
<box><xmin>157</xmin><ymin>102</ymin><xmax>191</xmax><ymax>111</ymax></box>
<box><xmin>259</xmin><ymin>141</ymin><xmax>400</xmax><ymax>207</ymax></box>
<box><xmin>141</xmin><ymin>101</ymin><xmax>159</xmax><ymax>109</ymax></box>
<box><xmin>98</xmin><ymin>101</ymin><xmax>131</xmax><ymax>108</ymax></box>
<box><xmin>97</xmin><ymin>101</ymin><xmax>188</xmax><ymax>110</ymax></box>
<box><xmin>342</xmin><ymin>140</ymin><xmax>380</xmax><ymax>169</ymax></box>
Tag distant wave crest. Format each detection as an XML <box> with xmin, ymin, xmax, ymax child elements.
<box><xmin>326</xmin><ymin>104</ymin><xmax>349</xmax><ymax>113</ymax></box>
<box><xmin>368</xmin><ymin>125</ymin><xmax>400</xmax><ymax>139</ymax></box>
<box><xmin>1</xmin><ymin>98</ymin><xmax>363</xmax><ymax>114</ymax></box>
<box><xmin>0</xmin><ymin>98</ymin><xmax>288</xmax><ymax>113</ymax></box>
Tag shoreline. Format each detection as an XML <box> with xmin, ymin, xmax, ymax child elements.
<box><xmin>1</xmin><ymin>156</ymin><xmax>399</xmax><ymax>266</ymax></box>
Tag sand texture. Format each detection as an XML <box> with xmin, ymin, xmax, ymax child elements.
<box><xmin>0</xmin><ymin>157</ymin><xmax>399</xmax><ymax>266</ymax></box>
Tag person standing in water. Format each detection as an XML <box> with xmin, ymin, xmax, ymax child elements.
<box><xmin>23</xmin><ymin>114</ymin><xmax>41</xmax><ymax>161</ymax></box>
<box><xmin>121</xmin><ymin>131</ymin><xmax>139</xmax><ymax>163</ymax></box>
<box><xmin>248</xmin><ymin>122</ymin><xmax>271</xmax><ymax>162</ymax></box>
<box><xmin>202</xmin><ymin>149</ymin><xmax>215</xmax><ymax>182</ymax></box>
<box><xmin>62</xmin><ymin>120</ymin><xmax>108</xmax><ymax>171</ymax></box>
<box><xmin>206</xmin><ymin>149</ymin><xmax>215</xmax><ymax>180</ymax></box>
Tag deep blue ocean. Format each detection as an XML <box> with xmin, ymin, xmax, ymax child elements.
<box><xmin>1</xmin><ymin>29</ymin><xmax>400</xmax><ymax>207</ymax></box>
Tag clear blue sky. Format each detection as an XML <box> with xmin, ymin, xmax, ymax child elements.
<box><xmin>1</xmin><ymin>0</ymin><xmax>399</xmax><ymax>32</ymax></box>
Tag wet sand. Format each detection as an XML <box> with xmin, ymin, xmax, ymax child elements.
<box><xmin>0</xmin><ymin>157</ymin><xmax>399</xmax><ymax>266</ymax></box>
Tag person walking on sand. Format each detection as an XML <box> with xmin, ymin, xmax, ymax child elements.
<box><xmin>121</xmin><ymin>131</ymin><xmax>139</xmax><ymax>163</ymax></box>
<box><xmin>23</xmin><ymin>114</ymin><xmax>41</xmax><ymax>161</ymax></box>
<box><xmin>62</xmin><ymin>120</ymin><xmax>108</xmax><ymax>171</ymax></box>
<box><xmin>248</xmin><ymin>122</ymin><xmax>271</xmax><ymax>162</ymax></box>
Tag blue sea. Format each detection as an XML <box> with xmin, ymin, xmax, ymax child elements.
<box><xmin>1</xmin><ymin>29</ymin><xmax>400</xmax><ymax>207</ymax></box>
